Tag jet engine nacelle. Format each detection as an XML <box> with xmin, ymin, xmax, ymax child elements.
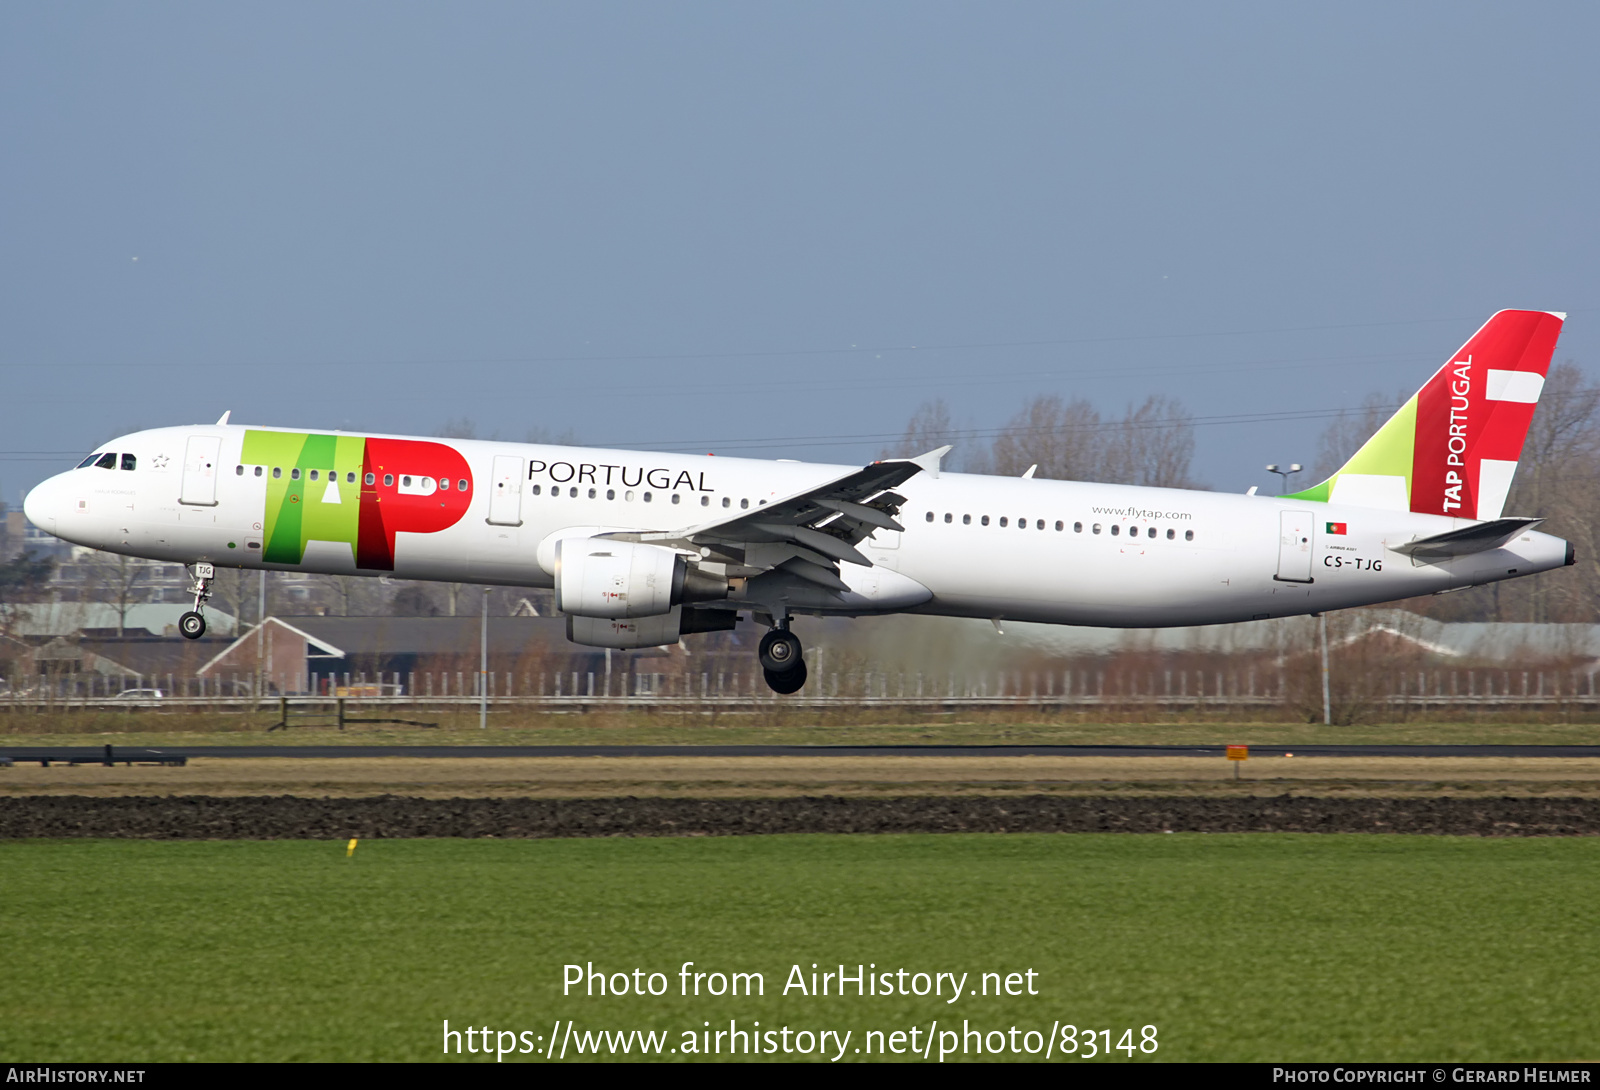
<box><xmin>556</xmin><ymin>539</ymin><xmax>679</xmax><ymax>618</ymax></box>
<box><xmin>554</xmin><ymin>538</ymin><xmax>731</xmax><ymax>619</ymax></box>
<box><xmin>568</xmin><ymin>608</ymin><xmax>683</xmax><ymax>649</ymax></box>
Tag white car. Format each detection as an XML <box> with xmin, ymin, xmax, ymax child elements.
<box><xmin>111</xmin><ymin>688</ymin><xmax>166</xmax><ymax>707</ymax></box>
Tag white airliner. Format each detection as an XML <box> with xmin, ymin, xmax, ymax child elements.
<box><xmin>23</xmin><ymin>310</ymin><xmax>1573</xmax><ymax>692</ymax></box>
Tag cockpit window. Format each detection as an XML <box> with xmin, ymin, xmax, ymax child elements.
<box><xmin>77</xmin><ymin>453</ymin><xmax>100</xmax><ymax>469</ymax></box>
<box><xmin>120</xmin><ymin>454</ymin><xmax>136</xmax><ymax>471</ymax></box>
<box><xmin>94</xmin><ymin>453</ymin><xmax>117</xmax><ymax>470</ymax></box>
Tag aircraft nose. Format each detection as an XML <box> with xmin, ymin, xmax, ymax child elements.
<box><xmin>23</xmin><ymin>475</ymin><xmax>64</xmax><ymax>533</ymax></box>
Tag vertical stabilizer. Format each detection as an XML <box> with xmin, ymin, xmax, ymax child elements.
<box><xmin>1287</xmin><ymin>310</ymin><xmax>1565</xmax><ymax>519</ymax></box>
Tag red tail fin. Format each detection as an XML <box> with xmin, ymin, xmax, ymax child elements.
<box><xmin>1410</xmin><ymin>309</ymin><xmax>1565</xmax><ymax>520</ymax></box>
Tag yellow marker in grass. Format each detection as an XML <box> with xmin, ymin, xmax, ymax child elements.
<box><xmin>347</xmin><ymin>838</ymin><xmax>359</xmax><ymax>857</ymax></box>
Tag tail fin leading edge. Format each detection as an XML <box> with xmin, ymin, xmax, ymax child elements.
<box><xmin>1287</xmin><ymin>310</ymin><xmax>1566</xmax><ymax>520</ymax></box>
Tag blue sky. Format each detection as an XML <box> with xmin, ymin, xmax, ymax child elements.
<box><xmin>4</xmin><ymin>2</ymin><xmax>1596</xmax><ymax>501</ymax></box>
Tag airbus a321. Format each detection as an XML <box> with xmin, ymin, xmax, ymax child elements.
<box><xmin>23</xmin><ymin>309</ymin><xmax>1573</xmax><ymax>692</ymax></box>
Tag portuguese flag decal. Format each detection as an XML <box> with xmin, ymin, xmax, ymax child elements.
<box><xmin>1325</xmin><ymin>522</ymin><xmax>1348</xmax><ymax>535</ymax></box>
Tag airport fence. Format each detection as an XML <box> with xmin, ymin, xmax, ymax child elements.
<box><xmin>5</xmin><ymin>663</ymin><xmax>1600</xmax><ymax>715</ymax></box>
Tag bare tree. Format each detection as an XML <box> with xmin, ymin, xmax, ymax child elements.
<box><xmin>79</xmin><ymin>552</ymin><xmax>146</xmax><ymax>636</ymax></box>
<box><xmin>1103</xmin><ymin>394</ymin><xmax>1197</xmax><ymax>488</ymax></box>
<box><xmin>884</xmin><ymin>398</ymin><xmax>978</xmax><ymax>470</ymax></box>
<box><xmin>0</xmin><ymin>551</ymin><xmax>53</xmax><ymax>649</ymax></box>
<box><xmin>986</xmin><ymin>393</ymin><xmax>1197</xmax><ymax>487</ymax></box>
<box><xmin>1310</xmin><ymin>391</ymin><xmax>1403</xmax><ymax>482</ymax></box>
<box><xmin>436</xmin><ymin>417</ymin><xmax>479</xmax><ymax>440</ymax></box>
<box><xmin>526</xmin><ymin>424</ymin><xmax>581</xmax><ymax>446</ymax></box>
<box><xmin>990</xmin><ymin>394</ymin><xmax>1103</xmax><ymax>480</ymax></box>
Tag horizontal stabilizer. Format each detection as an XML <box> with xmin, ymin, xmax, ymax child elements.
<box><xmin>1389</xmin><ymin>517</ymin><xmax>1544</xmax><ymax>559</ymax></box>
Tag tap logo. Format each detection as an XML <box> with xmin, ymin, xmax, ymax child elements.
<box><xmin>241</xmin><ymin>431</ymin><xmax>473</xmax><ymax>571</ymax></box>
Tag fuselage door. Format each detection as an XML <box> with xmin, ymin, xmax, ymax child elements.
<box><xmin>1275</xmin><ymin>509</ymin><xmax>1314</xmax><ymax>583</ymax></box>
<box><xmin>179</xmin><ymin>435</ymin><xmax>222</xmax><ymax>507</ymax></box>
<box><xmin>487</xmin><ymin>455</ymin><xmax>524</xmax><ymax>526</ymax></box>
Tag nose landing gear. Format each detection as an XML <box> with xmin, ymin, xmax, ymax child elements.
<box><xmin>758</xmin><ymin>625</ymin><xmax>807</xmax><ymax>694</ymax></box>
<box><xmin>178</xmin><ymin>562</ymin><xmax>215</xmax><ymax>640</ymax></box>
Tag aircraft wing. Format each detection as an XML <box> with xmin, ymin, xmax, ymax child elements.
<box><xmin>613</xmin><ymin>447</ymin><xmax>948</xmax><ymax>589</ymax></box>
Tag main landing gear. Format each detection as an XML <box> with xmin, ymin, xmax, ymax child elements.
<box><xmin>178</xmin><ymin>562</ymin><xmax>215</xmax><ymax>640</ymax></box>
<box><xmin>758</xmin><ymin>624</ymin><xmax>807</xmax><ymax>694</ymax></box>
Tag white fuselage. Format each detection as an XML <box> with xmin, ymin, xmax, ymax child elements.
<box><xmin>24</xmin><ymin>424</ymin><xmax>1572</xmax><ymax>628</ymax></box>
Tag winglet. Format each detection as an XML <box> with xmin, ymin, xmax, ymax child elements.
<box><xmin>215</xmin><ymin>410</ymin><xmax>232</xmax><ymax>426</ymax></box>
<box><xmin>909</xmin><ymin>445</ymin><xmax>953</xmax><ymax>480</ymax></box>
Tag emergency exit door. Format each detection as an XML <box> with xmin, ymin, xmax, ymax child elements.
<box><xmin>486</xmin><ymin>455</ymin><xmax>524</xmax><ymax>526</ymax></box>
<box><xmin>179</xmin><ymin>435</ymin><xmax>221</xmax><ymax>506</ymax></box>
<box><xmin>1275</xmin><ymin>510</ymin><xmax>1314</xmax><ymax>583</ymax></box>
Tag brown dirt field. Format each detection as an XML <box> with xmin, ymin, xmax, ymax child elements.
<box><xmin>3</xmin><ymin>755</ymin><xmax>1600</xmax><ymax>797</ymax></box>
<box><xmin>3</xmin><ymin>794</ymin><xmax>1598</xmax><ymax>838</ymax></box>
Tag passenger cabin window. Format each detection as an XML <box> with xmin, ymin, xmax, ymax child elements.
<box><xmin>383</xmin><ymin>474</ymin><xmax>394</xmax><ymax>487</ymax></box>
<box><xmin>999</xmin><ymin>517</ymin><xmax>1008</xmax><ymax>527</ymax></box>
<box><xmin>531</xmin><ymin>485</ymin><xmax>542</xmax><ymax>495</ymax></box>
<box><xmin>1185</xmin><ymin>530</ymin><xmax>1195</xmax><ymax>541</ymax></box>
<box><xmin>438</xmin><ymin>477</ymin><xmax>448</xmax><ymax>489</ymax></box>
<box><xmin>458</xmin><ymin>479</ymin><xmax>468</xmax><ymax>492</ymax></box>
<box><xmin>291</xmin><ymin>468</ymin><xmax>301</xmax><ymax>480</ymax></box>
<box><xmin>364</xmin><ymin>472</ymin><xmax>375</xmax><ymax>485</ymax></box>
<box><xmin>1092</xmin><ymin>523</ymin><xmax>1101</xmax><ymax>534</ymax></box>
<box><xmin>1055</xmin><ymin>520</ymin><xmax>1064</xmax><ymax>531</ymax></box>
<box><xmin>671</xmin><ymin>494</ymin><xmax>680</xmax><ymax>504</ymax></box>
<box><xmin>310</xmin><ymin>470</ymin><xmax>320</xmax><ymax>481</ymax></box>
<box><xmin>255</xmin><ymin>466</ymin><xmax>263</xmax><ymax>477</ymax></box>
<box><xmin>273</xmin><ymin>467</ymin><xmax>282</xmax><ymax>479</ymax></box>
<box><xmin>1110</xmin><ymin>524</ymin><xmax>1120</xmax><ymax>536</ymax></box>
<box><xmin>722</xmin><ymin>497</ymin><xmax>731</xmax><ymax>508</ymax></box>
<box><xmin>1166</xmin><ymin>528</ymin><xmax>1175</xmax><ymax>539</ymax></box>
<box><xmin>740</xmin><ymin>498</ymin><xmax>749</xmax><ymax>509</ymax></box>
<box><xmin>981</xmin><ymin>516</ymin><xmax>990</xmax><ymax>526</ymax></box>
<box><xmin>95</xmin><ymin>453</ymin><xmax>117</xmax><ymax>470</ymax></box>
<box><xmin>701</xmin><ymin>496</ymin><xmax>710</xmax><ymax>506</ymax></box>
<box><xmin>235</xmin><ymin>465</ymin><xmax>244</xmax><ymax>476</ymax></box>
<box><xmin>348</xmin><ymin>472</ymin><xmax>357</xmax><ymax>483</ymax></box>
<box><xmin>963</xmin><ymin>514</ymin><xmax>971</xmax><ymax>525</ymax></box>
<box><xmin>926</xmin><ymin>512</ymin><xmax>934</xmax><ymax>522</ymax></box>
<box><xmin>1073</xmin><ymin>522</ymin><xmax>1082</xmax><ymax>532</ymax></box>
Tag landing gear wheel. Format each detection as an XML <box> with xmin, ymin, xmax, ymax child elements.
<box><xmin>763</xmin><ymin>659</ymin><xmax>808</xmax><ymax>694</ymax></box>
<box><xmin>758</xmin><ymin>629</ymin><xmax>803</xmax><ymax>674</ymax></box>
<box><xmin>178</xmin><ymin>611</ymin><xmax>206</xmax><ymax>640</ymax></box>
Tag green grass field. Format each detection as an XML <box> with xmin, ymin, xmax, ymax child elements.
<box><xmin>2</xmin><ymin>834</ymin><xmax>1596</xmax><ymax>1062</ymax></box>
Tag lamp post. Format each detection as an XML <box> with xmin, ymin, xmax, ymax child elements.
<box><xmin>1265</xmin><ymin>463</ymin><xmax>1303</xmax><ymax>492</ymax></box>
<box><xmin>480</xmin><ymin>587</ymin><xmax>489</xmax><ymax>730</ymax></box>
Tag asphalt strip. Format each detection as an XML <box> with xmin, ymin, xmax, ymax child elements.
<box><xmin>8</xmin><ymin>744</ymin><xmax>1600</xmax><ymax>761</ymax></box>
